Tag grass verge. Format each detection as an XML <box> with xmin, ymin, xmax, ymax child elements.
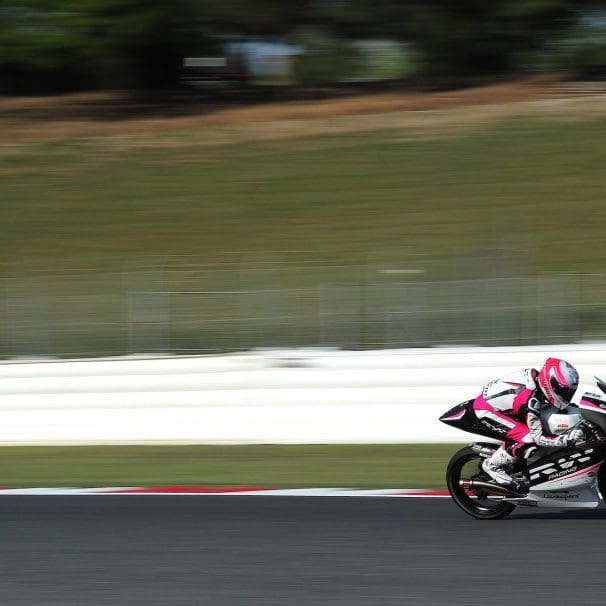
<box><xmin>2</xmin><ymin>97</ymin><xmax>606</xmax><ymax>277</ymax></box>
<box><xmin>0</xmin><ymin>444</ymin><xmax>465</xmax><ymax>489</ymax></box>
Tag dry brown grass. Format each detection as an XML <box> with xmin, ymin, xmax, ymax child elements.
<box><xmin>2</xmin><ymin>76</ymin><xmax>606</xmax><ymax>149</ymax></box>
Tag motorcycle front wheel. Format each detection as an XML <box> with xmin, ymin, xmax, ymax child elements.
<box><xmin>446</xmin><ymin>446</ymin><xmax>516</xmax><ymax>520</ymax></box>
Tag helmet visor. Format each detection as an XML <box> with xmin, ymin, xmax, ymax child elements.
<box><xmin>550</xmin><ymin>375</ymin><xmax>575</xmax><ymax>405</ymax></box>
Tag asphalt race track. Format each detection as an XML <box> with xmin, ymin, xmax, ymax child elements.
<box><xmin>1</xmin><ymin>496</ymin><xmax>605</xmax><ymax>605</ymax></box>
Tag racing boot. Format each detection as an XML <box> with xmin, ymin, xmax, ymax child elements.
<box><xmin>481</xmin><ymin>445</ymin><xmax>516</xmax><ymax>486</ymax></box>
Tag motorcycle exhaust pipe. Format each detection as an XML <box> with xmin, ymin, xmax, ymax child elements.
<box><xmin>460</xmin><ymin>479</ymin><xmax>526</xmax><ymax>498</ymax></box>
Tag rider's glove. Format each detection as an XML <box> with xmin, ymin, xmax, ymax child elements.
<box><xmin>566</xmin><ymin>427</ymin><xmax>587</xmax><ymax>447</ymax></box>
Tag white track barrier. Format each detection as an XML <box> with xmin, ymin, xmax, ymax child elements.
<box><xmin>1</xmin><ymin>344</ymin><xmax>606</xmax><ymax>445</ymax></box>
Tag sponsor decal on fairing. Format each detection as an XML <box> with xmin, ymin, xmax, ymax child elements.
<box><xmin>539</xmin><ymin>492</ymin><xmax>580</xmax><ymax>500</ymax></box>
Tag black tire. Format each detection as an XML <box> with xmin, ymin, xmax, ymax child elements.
<box><xmin>597</xmin><ymin>462</ymin><xmax>606</xmax><ymax>502</ymax></box>
<box><xmin>446</xmin><ymin>446</ymin><xmax>516</xmax><ymax>520</ymax></box>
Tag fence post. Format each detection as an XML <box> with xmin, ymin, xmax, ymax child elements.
<box><xmin>125</xmin><ymin>260</ymin><xmax>170</xmax><ymax>355</ymax></box>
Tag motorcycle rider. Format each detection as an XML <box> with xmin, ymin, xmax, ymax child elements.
<box><xmin>472</xmin><ymin>357</ymin><xmax>585</xmax><ymax>486</ymax></box>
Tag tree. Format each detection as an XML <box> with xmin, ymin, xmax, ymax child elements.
<box><xmin>320</xmin><ymin>0</ymin><xmax>578</xmax><ymax>75</ymax></box>
<box><xmin>195</xmin><ymin>0</ymin><xmax>312</xmax><ymax>36</ymax></box>
<box><xmin>0</xmin><ymin>1</ymin><xmax>98</xmax><ymax>92</ymax></box>
<box><xmin>0</xmin><ymin>0</ymin><xmax>596</xmax><ymax>94</ymax></box>
<box><xmin>0</xmin><ymin>0</ymin><xmax>201</xmax><ymax>92</ymax></box>
<box><xmin>92</xmin><ymin>0</ymin><xmax>200</xmax><ymax>90</ymax></box>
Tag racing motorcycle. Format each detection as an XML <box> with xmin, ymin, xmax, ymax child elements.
<box><xmin>439</xmin><ymin>376</ymin><xmax>606</xmax><ymax>519</ymax></box>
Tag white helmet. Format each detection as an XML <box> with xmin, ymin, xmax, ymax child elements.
<box><xmin>537</xmin><ymin>358</ymin><xmax>579</xmax><ymax>410</ymax></box>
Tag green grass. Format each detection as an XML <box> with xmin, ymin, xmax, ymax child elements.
<box><xmin>0</xmin><ymin>444</ymin><xmax>463</xmax><ymax>489</ymax></box>
<box><xmin>2</xmin><ymin>115</ymin><xmax>606</xmax><ymax>277</ymax></box>
<box><xmin>2</xmin><ymin>111</ymin><xmax>606</xmax><ymax>355</ymax></box>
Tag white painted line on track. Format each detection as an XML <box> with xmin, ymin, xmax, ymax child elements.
<box><xmin>0</xmin><ymin>487</ymin><xmax>450</xmax><ymax>497</ymax></box>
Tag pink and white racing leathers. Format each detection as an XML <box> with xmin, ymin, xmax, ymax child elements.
<box><xmin>472</xmin><ymin>368</ymin><xmax>568</xmax><ymax>457</ymax></box>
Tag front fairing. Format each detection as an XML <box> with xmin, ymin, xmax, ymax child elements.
<box><xmin>508</xmin><ymin>485</ymin><xmax>602</xmax><ymax>508</ymax></box>
<box><xmin>523</xmin><ymin>443</ymin><xmax>606</xmax><ymax>490</ymax></box>
<box><xmin>579</xmin><ymin>388</ymin><xmax>606</xmax><ymax>435</ymax></box>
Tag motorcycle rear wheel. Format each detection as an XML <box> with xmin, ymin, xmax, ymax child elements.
<box><xmin>446</xmin><ymin>446</ymin><xmax>516</xmax><ymax>520</ymax></box>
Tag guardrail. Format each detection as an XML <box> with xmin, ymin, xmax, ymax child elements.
<box><xmin>1</xmin><ymin>344</ymin><xmax>605</xmax><ymax>445</ymax></box>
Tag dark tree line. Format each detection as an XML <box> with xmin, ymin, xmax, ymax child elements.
<box><xmin>0</xmin><ymin>0</ymin><xmax>602</xmax><ymax>93</ymax></box>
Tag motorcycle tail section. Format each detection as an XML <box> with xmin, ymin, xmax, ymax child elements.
<box><xmin>439</xmin><ymin>400</ymin><xmax>478</xmax><ymax>433</ymax></box>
